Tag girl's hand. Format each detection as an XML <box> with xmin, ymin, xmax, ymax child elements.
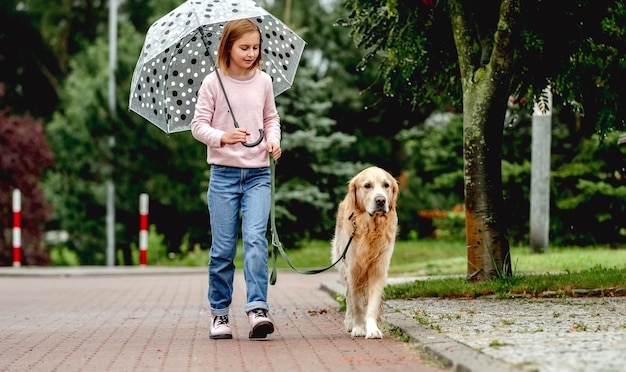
<box><xmin>267</xmin><ymin>142</ymin><xmax>281</xmax><ymax>160</ymax></box>
<box><xmin>221</xmin><ymin>128</ymin><xmax>251</xmax><ymax>145</ymax></box>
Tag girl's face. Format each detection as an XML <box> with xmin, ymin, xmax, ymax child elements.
<box><xmin>228</xmin><ymin>31</ymin><xmax>261</xmax><ymax>75</ymax></box>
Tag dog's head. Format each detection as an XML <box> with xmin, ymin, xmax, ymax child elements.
<box><xmin>347</xmin><ymin>166</ymin><xmax>398</xmax><ymax>215</ymax></box>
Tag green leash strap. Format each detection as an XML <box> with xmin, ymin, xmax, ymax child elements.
<box><xmin>269</xmin><ymin>153</ymin><xmax>351</xmax><ymax>285</ymax></box>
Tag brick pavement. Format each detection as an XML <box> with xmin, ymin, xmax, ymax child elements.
<box><xmin>0</xmin><ymin>268</ymin><xmax>445</xmax><ymax>372</ymax></box>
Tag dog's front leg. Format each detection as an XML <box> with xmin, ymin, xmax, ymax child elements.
<box><xmin>346</xmin><ymin>283</ymin><xmax>367</xmax><ymax>337</ymax></box>
<box><xmin>364</xmin><ymin>278</ymin><xmax>385</xmax><ymax>339</ymax></box>
<box><xmin>343</xmin><ymin>282</ymin><xmax>354</xmax><ymax>333</ymax></box>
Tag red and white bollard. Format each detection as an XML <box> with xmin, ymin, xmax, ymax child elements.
<box><xmin>13</xmin><ymin>189</ymin><xmax>21</xmax><ymax>268</ymax></box>
<box><xmin>139</xmin><ymin>193</ymin><xmax>149</xmax><ymax>266</ymax></box>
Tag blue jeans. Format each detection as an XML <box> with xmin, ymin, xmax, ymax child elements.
<box><xmin>207</xmin><ymin>165</ymin><xmax>271</xmax><ymax>317</ymax></box>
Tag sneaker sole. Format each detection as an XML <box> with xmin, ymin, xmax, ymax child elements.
<box><xmin>209</xmin><ymin>333</ymin><xmax>233</xmax><ymax>340</ymax></box>
<box><xmin>249</xmin><ymin>321</ymin><xmax>274</xmax><ymax>339</ymax></box>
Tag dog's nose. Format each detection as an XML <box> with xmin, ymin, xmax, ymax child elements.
<box><xmin>375</xmin><ymin>196</ymin><xmax>386</xmax><ymax>208</ymax></box>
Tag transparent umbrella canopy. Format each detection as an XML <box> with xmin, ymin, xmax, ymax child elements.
<box><xmin>129</xmin><ymin>0</ymin><xmax>306</xmax><ymax>134</ymax></box>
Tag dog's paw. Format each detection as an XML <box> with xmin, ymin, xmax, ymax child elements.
<box><xmin>350</xmin><ymin>325</ymin><xmax>367</xmax><ymax>337</ymax></box>
<box><xmin>365</xmin><ymin>327</ymin><xmax>384</xmax><ymax>339</ymax></box>
<box><xmin>343</xmin><ymin>319</ymin><xmax>353</xmax><ymax>332</ymax></box>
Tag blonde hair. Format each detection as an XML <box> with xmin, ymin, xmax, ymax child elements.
<box><xmin>217</xmin><ymin>19</ymin><xmax>263</xmax><ymax>72</ymax></box>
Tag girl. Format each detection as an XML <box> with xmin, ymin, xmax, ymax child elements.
<box><xmin>190</xmin><ymin>18</ymin><xmax>282</xmax><ymax>340</ymax></box>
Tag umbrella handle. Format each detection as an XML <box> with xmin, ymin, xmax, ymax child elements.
<box><xmin>242</xmin><ymin>129</ymin><xmax>264</xmax><ymax>148</ymax></box>
<box><xmin>233</xmin><ymin>119</ymin><xmax>264</xmax><ymax>147</ymax></box>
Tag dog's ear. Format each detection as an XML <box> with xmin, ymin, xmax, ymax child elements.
<box><xmin>389</xmin><ymin>175</ymin><xmax>400</xmax><ymax>211</ymax></box>
<box><xmin>346</xmin><ymin>175</ymin><xmax>360</xmax><ymax>212</ymax></box>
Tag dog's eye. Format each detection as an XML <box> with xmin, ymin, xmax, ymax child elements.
<box><xmin>364</xmin><ymin>183</ymin><xmax>371</xmax><ymax>189</ymax></box>
<box><xmin>384</xmin><ymin>182</ymin><xmax>390</xmax><ymax>188</ymax></box>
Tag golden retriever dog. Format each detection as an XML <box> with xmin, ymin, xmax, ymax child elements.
<box><xmin>331</xmin><ymin>166</ymin><xmax>399</xmax><ymax>339</ymax></box>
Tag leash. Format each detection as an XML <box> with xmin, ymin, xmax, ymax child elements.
<box><xmin>269</xmin><ymin>153</ymin><xmax>353</xmax><ymax>285</ymax></box>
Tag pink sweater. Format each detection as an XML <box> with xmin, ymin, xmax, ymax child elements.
<box><xmin>190</xmin><ymin>69</ymin><xmax>281</xmax><ymax>168</ymax></box>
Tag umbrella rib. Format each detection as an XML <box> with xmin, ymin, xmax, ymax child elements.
<box><xmin>162</xmin><ymin>45</ymin><xmax>180</xmax><ymax>134</ymax></box>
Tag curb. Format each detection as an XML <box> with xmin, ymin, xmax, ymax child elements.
<box><xmin>319</xmin><ymin>280</ymin><xmax>519</xmax><ymax>372</ymax></box>
<box><xmin>0</xmin><ymin>266</ymin><xmax>206</xmax><ymax>277</ymax></box>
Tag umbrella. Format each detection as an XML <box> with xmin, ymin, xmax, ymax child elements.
<box><xmin>129</xmin><ymin>0</ymin><xmax>306</xmax><ymax>134</ymax></box>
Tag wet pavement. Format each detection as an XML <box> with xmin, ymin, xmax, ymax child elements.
<box><xmin>1</xmin><ymin>266</ymin><xmax>623</xmax><ymax>372</ymax></box>
<box><xmin>0</xmin><ymin>267</ymin><xmax>445</xmax><ymax>372</ymax></box>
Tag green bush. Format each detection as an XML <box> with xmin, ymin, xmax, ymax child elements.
<box><xmin>551</xmin><ymin>132</ymin><xmax>626</xmax><ymax>246</ymax></box>
<box><xmin>398</xmin><ymin>111</ymin><xmax>626</xmax><ymax>247</ymax></box>
<box><xmin>49</xmin><ymin>245</ymin><xmax>80</xmax><ymax>266</ymax></box>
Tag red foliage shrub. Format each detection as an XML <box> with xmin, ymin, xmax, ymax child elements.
<box><xmin>0</xmin><ymin>84</ymin><xmax>54</xmax><ymax>265</ymax></box>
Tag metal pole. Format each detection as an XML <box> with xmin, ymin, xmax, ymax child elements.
<box><xmin>106</xmin><ymin>0</ymin><xmax>118</xmax><ymax>266</ymax></box>
<box><xmin>530</xmin><ymin>87</ymin><xmax>552</xmax><ymax>253</ymax></box>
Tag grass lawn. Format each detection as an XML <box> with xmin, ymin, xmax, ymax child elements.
<box><xmin>264</xmin><ymin>239</ymin><xmax>626</xmax><ymax>274</ymax></box>
<box><xmin>262</xmin><ymin>239</ymin><xmax>626</xmax><ymax>299</ymax></box>
<box><xmin>169</xmin><ymin>238</ymin><xmax>625</xmax><ymax>299</ymax></box>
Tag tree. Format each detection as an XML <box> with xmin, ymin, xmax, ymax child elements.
<box><xmin>42</xmin><ymin>0</ymin><xmax>365</xmax><ymax>263</ymax></box>
<box><xmin>44</xmin><ymin>19</ymin><xmax>211</xmax><ymax>264</ymax></box>
<box><xmin>0</xmin><ymin>0</ymin><xmax>62</xmax><ymax>118</ymax></box>
<box><xmin>342</xmin><ymin>0</ymin><xmax>626</xmax><ymax>281</ymax></box>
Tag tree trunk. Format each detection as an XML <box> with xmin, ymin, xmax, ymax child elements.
<box><xmin>463</xmin><ymin>87</ymin><xmax>512</xmax><ymax>282</ymax></box>
<box><xmin>449</xmin><ymin>0</ymin><xmax>518</xmax><ymax>282</ymax></box>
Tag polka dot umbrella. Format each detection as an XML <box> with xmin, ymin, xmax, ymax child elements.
<box><xmin>129</xmin><ymin>0</ymin><xmax>306</xmax><ymax>134</ymax></box>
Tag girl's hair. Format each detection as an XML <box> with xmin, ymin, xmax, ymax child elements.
<box><xmin>217</xmin><ymin>19</ymin><xmax>263</xmax><ymax>72</ymax></box>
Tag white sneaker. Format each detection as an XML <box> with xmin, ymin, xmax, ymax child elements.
<box><xmin>247</xmin><ymin>308</ymin><xmax>274</xmax><ymax>339</ymax></box>
<box><xmin>210</xmin><ymin>314</ymin><xmax>232</xmax><ymax>339</ymax></box>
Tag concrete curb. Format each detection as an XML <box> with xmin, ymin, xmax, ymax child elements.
<box><xmin>0</xmin><ymin>266</ymin><xmax>206</xmax><ymax>277</ymax></box>
<box><xmin>319</xmin><ymin>279</ymin><xmax>519</xmax><ymax>372</ymax></box>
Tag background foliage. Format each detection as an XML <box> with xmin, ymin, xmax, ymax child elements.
<box><xmin>397</xmin><ymin>109</ymin><xmax>626</xmax><ymax>246</ymax></box>
<box><xmin>0</xmin><ymin>0</ymin><xmax>624</xmax><ymax>265</ymax></box>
